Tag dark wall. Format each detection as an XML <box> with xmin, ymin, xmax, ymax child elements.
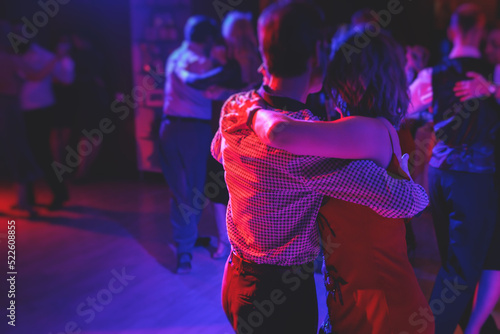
<box><xmin>191</xmin><ymin>0</ymin><xmax>260</xmax><ymax>22</ymax></box>
<box><xmin>317</xmin><ymin>0</ymin><xmax>434</xmax><ymax>48</ymax></box>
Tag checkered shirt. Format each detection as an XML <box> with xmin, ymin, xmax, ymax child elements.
<box><xmin>211</xmin><ymin>89</ymin><xmax>429</xmax><ymax>266</ymax></box>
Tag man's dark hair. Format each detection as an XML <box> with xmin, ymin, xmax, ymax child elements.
<box><xmin>258</xmin><ymin>1</ymin><xmax>325</xmax><ymax>78</ymax></box>
<box><xmin>450</xmin><ymin>3</ymin><xmax>485</xmax><ymax>35</ymax></box>
<box><xmin>184</xmin><ymin>15</ymin><xmax>219</xmax><ymax>44</ymax></box>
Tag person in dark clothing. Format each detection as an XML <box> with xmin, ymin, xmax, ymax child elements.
<box><xmin>409</xmin><ymin>4</ymin><xmax>500</xmax><ymax>333</ymax></box>
<box><xmin>0</xmin><ymin>20</ymin><xmax>40</xmax><ymax>216</ymax></box>
<box><xmin>451</xmin><ymin>25</ymin><xmax>500</xmax><ymax>334</ymax></box>
<box><xmin>15</xmin><ymin>30</ymin><xmax>74</xmax><ymax>211</ymax></box>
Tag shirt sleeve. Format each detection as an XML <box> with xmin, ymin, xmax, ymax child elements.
<box><xmin>211</xmin><ymin>129</ymin><xmax>223</xmax><ymax>164</ymax></box>
<box><xmin>299</xmin><ymin>157</ymin><xmax>429</xmax><ymax>218</ymax></box>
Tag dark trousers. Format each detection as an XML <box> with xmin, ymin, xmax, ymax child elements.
<box><xmin>157</xmin><ymin>117</ymin><xmax>212</xmax><ymax>255</ymax></box>
<box><xmin>222</xmin><ymin>252</ymin><xmax>318</xmax><ymax>334</ymax></box>
<box><xmin>428</xmin><ymin>167</ymin><xmax>497</xmax><ymax>334</ymax></box>
<box><xmin>23</xmin><ymin>106</ymin><xmax>68</xmax><ymax>199</ymax></box>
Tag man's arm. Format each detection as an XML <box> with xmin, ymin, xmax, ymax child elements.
<box><xmin>300</xmin><ymin>158</ymin><xmax>429</xmax><ymax>218</ymax></box>
<box><xmin>178</xmin><ymin>65</ymin><xmax>225</xmax><ymax>90</ymax></box>
<box><xmin>174</xmin><ymin>53</ymin><xmax>234</xmax><ymax>91</ymax></box>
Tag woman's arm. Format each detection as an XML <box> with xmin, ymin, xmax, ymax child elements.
<box><xmin>251</xmin><ymin>110</ymin><xmax>389</xmax><ymax>165</ymax></box>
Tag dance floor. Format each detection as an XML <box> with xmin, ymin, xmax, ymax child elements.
<box><xmin>0</xmin><ymin>178</ymin><xmax>498</xmax><ymax>334</ymax></box>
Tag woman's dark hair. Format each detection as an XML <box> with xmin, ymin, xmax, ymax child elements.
<box><xmin>326</xmin><ymin>26</ymin><xmax>408</xmax><ymax>128</ymax></box>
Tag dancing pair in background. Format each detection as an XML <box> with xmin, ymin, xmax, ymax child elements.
<box><xmin>410</xmin><ymin>4</ymin><xmax>500</xmax><ymax>333</ymax></box>
<box><xmin>159</xmin><ymin>13</ymin><xmax>261</xmax><ymax>273</ymax></box>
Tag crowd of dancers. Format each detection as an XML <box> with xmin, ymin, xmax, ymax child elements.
<box><xmin>161</xmin><ymin>2</ymin><xmax>500</xmax><ymax>334</ymax></box>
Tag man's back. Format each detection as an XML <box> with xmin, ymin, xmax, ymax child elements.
<box><xmin>163</xmin><ymin>42</ymin><xmax>212</xmax><ymax>120</ymax></box>
<box><xmin>217</xmin><ymin>90</ymin><xmax>327</xmax><ymax>266</ymax></box>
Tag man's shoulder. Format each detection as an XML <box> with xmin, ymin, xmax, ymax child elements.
<box><xmin>222</xmin><ymin>89</ymin><xmax>261</xmax><ymax>115</ymax></box>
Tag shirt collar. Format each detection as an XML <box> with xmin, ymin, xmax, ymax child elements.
<box><xmin>449</xmin><ymin>45</ymin><xmax>481</xmax><ymax>59</ymax></box>
<box><xmin>257</xmin><ymin>85</ymin><xmax>308</xmax><ymax>112</ymax></box>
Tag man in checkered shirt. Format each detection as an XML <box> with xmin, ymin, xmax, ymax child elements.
<box><xmin>212</xmin><ymin>3</ymin><xmax>429</xmax><ymax>333</ymax></box>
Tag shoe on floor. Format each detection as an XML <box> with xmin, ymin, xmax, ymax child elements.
<box><xmin>176</xmin><ymin>253</ymin><xmax>192</xmax><ymax>274</ymax></box>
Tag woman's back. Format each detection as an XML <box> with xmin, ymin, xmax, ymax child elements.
<box><xmin>318</xmin><ymin>124</ymin><xmax>434</xmax><ymax>334</ymax></box>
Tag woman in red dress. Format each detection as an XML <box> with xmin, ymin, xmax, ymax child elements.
<box><xmin>236</xmin><ymin>27</ymin><xmax>434</xmax><ymax>334</ymax></box>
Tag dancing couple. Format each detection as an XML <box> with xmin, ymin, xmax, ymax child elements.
<box><xmin>212</xmin><ymin>2</ymin><xmax>433</xmax><ymax>334</ymax></box>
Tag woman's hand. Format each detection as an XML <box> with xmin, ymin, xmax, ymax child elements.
<box><xmin>400</xmin><ymin>153</ymin><xmax>413</xmax><ymax>181</ymax></box>
<box><xmin>453</xmin><ymin>72</ymin><xmax>493</xmax><ymax>102</ymax></box>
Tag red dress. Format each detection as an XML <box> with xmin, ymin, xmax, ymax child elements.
<box><xmin>318</xmin><ymin>152</ymin><xmax>435</xmax><ymax>334</ymax></box>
